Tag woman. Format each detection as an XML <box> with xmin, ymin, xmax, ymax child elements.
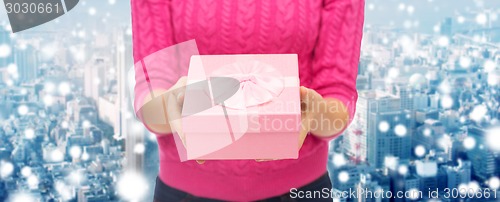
<box><xmin>131</xmin><ymin>0</ymin><xmax>364</xmax><ymax>201</ymax></box>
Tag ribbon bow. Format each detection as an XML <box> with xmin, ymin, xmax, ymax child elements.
<box><xmin>211</xmin><ymin>61</ymin><xmax>284</xmax><ymax>109</ymax></box>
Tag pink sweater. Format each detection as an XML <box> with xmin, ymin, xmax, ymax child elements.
<box><xmin>131</xmin><ymin>0</ymin><xmax>364</xmax><ymax>201</ymax></box>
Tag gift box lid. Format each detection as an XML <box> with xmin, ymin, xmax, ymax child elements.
<box><xmin>181</xmin><ymin>54</ymin><xmax>301</xmax><ymax>134</ymax></box>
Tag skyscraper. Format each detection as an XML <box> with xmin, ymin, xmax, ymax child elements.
<box><xmin>0</xmin><ymin>29</ymin><xmax>13</xmax><ymax>68</ymax></box>
<box><xmin>83</xmin><ymin>56</ymin><xmax>107</xmax><ymax>101</ymax></box>
<box><xmin>445</xmin><ymin>160</ymin><xmax>471</xmax><ymax>189</ymax></box>
<box><xmin>466</xmin><ymin>126</ymin><xmax>497</xmax><ymax>181</ymax></box>
<box><xmin>15</xmin><ymin>45</ymin><xmax>40</xmax><ymax>83</ymax></box>
<box><xmin>346</xmin><ymin>90</ymin><xmax>412</xmax><ymax>168</ymax></box>
<box><xmin>440</xmin><ymin>17</ymin><xmax>453</xmax><ymax>37</ymax></box>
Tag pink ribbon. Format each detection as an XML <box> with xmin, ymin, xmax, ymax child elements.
<box><xmin>211</xmin><ymin>61</ymin><xmax>284</xmax><ymax>109</ymax></box>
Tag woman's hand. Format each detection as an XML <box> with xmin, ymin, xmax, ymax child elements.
<box><xmin>143</xmin><ymin>81</ymin><xmax>347</xmax><ymax>164</ymax></box>
<box><xmin>169</xmin><ymin>77</ymin><xmax>207</xmax><ymax>164</ymax></box>
<box><xmin>299</xmin><ymin>86</ymin><xmax>350</xmax><ymax>140</ymax></box>
<box><xmin>139</xmin><ymin>77</ymin><xmax>206</xmax><ymax>165</ymax></box>
<box><xmin>298</xmin><ymin>86</ymin><xmax>323</xmax><ymax>148</ymax></box>
<box><xmin>256</xmin><ymin>86</ymin><xmax>321</xmax><ymax>162</ymax></box>
<box><xmin>140</xmin><ymin>77</ymin><xmax>186</xmax><ymax>137</ymax></box>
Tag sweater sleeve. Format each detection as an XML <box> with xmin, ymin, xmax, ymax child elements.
<box><xmin>309</xmin><ymin>0</ymin><xmax>364</xmax><ymax>140</ymax></box>
<box><xmin>131</xmin><ymin>0</ymin><xmax>177</xmax><ymax>118</ymax></box>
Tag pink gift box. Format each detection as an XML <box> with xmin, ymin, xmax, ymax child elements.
<box><xmin>175</xmin><ymin>54</ymin><xmax>301</xmax><ymax>161</ymax></box>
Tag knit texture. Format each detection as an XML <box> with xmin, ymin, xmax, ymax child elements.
<box><xmin>131</xmin><ymin>0</ymin><xmax>364</xmax><ymax>201</ymax></box>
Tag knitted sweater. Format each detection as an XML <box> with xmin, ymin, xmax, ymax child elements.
<box><xmin>131</xmin><ymin>0</ymin><xmax>364</xmax><ymax>201</ymax></box>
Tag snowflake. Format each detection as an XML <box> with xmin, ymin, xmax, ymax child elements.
<box><xmin>338</xmin><ymin>171</ymin><xmax>349</xmax><ymax>183</ymax></box>
<box><xmin>379</xmin><ymin>121</ymin><xmax>390</xmax><ymax>133</ymax></box>
<box><xmin>394</xmin><ymin>124</ymin><xmax>407</xmax><ymax>137</ymax></box>
<box><xmin>459</xmin><ymin>57</ymin><xmax>472</xmax><ymax>69</ymax></box>
<box><xmin>437</xmin><ymin>36</ymin><xmax>450</xmax><ymax>47</ymax></box>
<box><xmin>484</xmin><ymin>60</ymin><xmax>496</xmax><ymax>72</ymax></box>
<box><xmin>27</xmin><ymin>175</ymin><xmax>39</xmax><ymax>189</ymax></box>
<box><xmin>399</xmin><ymin>35</ymin><xmax>416</xmax><ymax>55</ymax></box>
<box><xmin>382</xmin><ymin>38</ymin><xmax>389</xmax><ymax>45</ymax></box>
<box><xmin>78</xmin><ymin>30</ymin><xmax>86</xmax><ymax>38</ymax></box>
<box><xmin>469</xmin><ymin>105</ymin><xmax>488</xmax><ymax>123</ymax></box>
<box><xmin>403</xmin><ymin>20</ymin><xmax>413</xmax><ymax>29</ymax></box>
<box><xmin>407</xmin><ymin>188</ymin><xmax>420</xmax><ymax>200</ymax></box>
<box><xmin>423</xmin><ymin>128</ymin><xmax>432</xmax><ymax>137</ymax></box>
<box><xmin>368</xmin><ymin>3</ymin><xmax>375</xmax><ymax>10</ymax></box>
<box><xmin>44</xmin><ymin>82</ymin><xmax>56</xmax><ymax>93</ymax></box>
<box><xmin>7</xmin><ymin>192</ymin><xmax>37</xmax><ymax>202</ymax></box>
<box><xmin>463</xmin><ymin>137</ymin><xmax>476</xmax><ymax>150</ymax></box>
<box><xmin>415</xmin><ymin>160</ymin><xmax>438</xmax><ymax>177</ymax></box>
<box><xmin>332</xmin><ymin>153</ymin><xmax>347</xmax><ymax>167</ymax></box>
<box><xmin>41</xmin><ymin>43</ymin><xmax>57</xmax><ymax>60</ymax></box>
<box><xmin>82</xmin><ymin>120</ymin><xmax>91</xmax><ymax>129</ymax></box>
<box><xmin>388</xmin><ymin>67</ymin><xmax>400</xmax><ymax>79</ymax></box>
<box><xmin>440</xmin><ymin>95</ymin><xmax>453</xmax><ymax>109</ymax></box>
<box><xmin>476</xmin><ymin>13</ymin><xmax>487</xmax><ymax>25</ymax></box>
<box><xmin>398</xmin><ymin>165</ymin><xmax>409</xmax><ymax>175</ymax></box>
<box><xmin>384</xmin><ymin>156</ymin><xmax>399</xmax><ymax>170</ymax></box>
<box><xmin>58</xmin><ymin>82</ymin><xmax>71</xmax><ymax>96</ymax></box>
<box><xmin>414</xmin><ymin>145</ymin><xmax>426</xmax><ymax>157</ymax></box>
<box><xmin>88</xmin><ymin>7</ymin><xmax>97</xmax><ymax>16</ymax></box>
<box><xmin>0</xmin><ymin>44</ymin><xmax>12</xmax><ymax>58</ymax></box>
<box><xmin>398</xmin><ymin>3</ymin><xmax>406</xmax><ymax>11</ymax></box>
<box><xmin>406</xmin><ymin>5</ymin><xmax>415</xmax><ymax>15</ymax></box>
<box><xmin>18</xmin><ymin>105</ymin><xmax>29</xmax><ymax>115</ymax></box>
<box><xmin>438</xmin><ymin>80</ymin><xmax>452</xmax><ymax>94</ymax></box>
<box><xmin>487</xmin><ymin>74</ymin><xmax>498</xmax><ymax>86</ymax></box>
<box><xmin>457</xmin><ymin>16</ymin><xmax>465</xmax><ymax>24</ymax></box>
<box><xmin>69</xmin><ymin>146</ymin><xmax>82</xmax><ymax>159</ymax></box>
<box><xmin>458</xmin><ymin>184</ymin><xmax>468</xmax><ymax>194</ymax></box>
<box><xmin>134</xmin><ymin>143</ymin><xmax>145</xmax><ymax>154</ymax></box>
<box><xmin>486</xmin><ymin>127</ymin><xmax>500</xmax><ymax>151</ymax></box>
<box><xmin>468</xmin><ymin>181</ymin><xmax>480</xmax><ymax>194</ymax></box>
<box><xmin>21</xmin><ymin>166</ymin><xmax>32</xmax><ymax>178</ymax></box>
<box><xmin>433</xmin><ymin>25</ymin><xmax>440</xmax><ymax>33</ymax></box>
<box><xmin>0</xmin><ymin>161</ymin><xmax>14</xmax><ymax>178</ymax></box>
<box><xmin>51</xmin><ymin>149</ymin><xmax>64</xmax><ymax>162</ymax></box>
<box><xmin>488</xmin><ymin>177</ymin><xmax>500</xmax><ymax>190</ymax></box>
<box><xmin>117</xmin><ymin>171</ymin><xmax>149</xmax><ymax>201</ymax></box>
<box><xmin>5</xmin><ymin>79</ymin><xmax>13</xmax><ymax>86</ymax></box>
<box><xmin>490</xmin><ymin>13</ymin><xmax>498</xmax><ymax>21</ymax></box>
<box><xmin>43</xmin><ymin>95</ymin><xmax>54</xmax><ymax>106</ymax></box>
<box><xmin>68</xmin><ymin>171</ymin><xmax>83</xmax><ymax>185</ymax></box>
<box><xmin>24</xmin><ymin>128</ymin><xmax>35</xmax><ymax>139</ymax></box>
<box><xmin>7</xmin><ymin>63</ymin><xmax>17</xmax><ymax>74</ymax></box>
<box><xmin>473</xmin><ymin>35</ymin><xmax>482</xmax><ymax>42</ymax></box>
<box><xmin>61</xmin><ymin>121</ymin><xmax>69</xmax><ymax>129</ymax></box>
<box><xmin>438</xmin><ymin>134</ymin><xmax>452</xmax><ymax>150</ymax></box>
<box><xmin>81</xmin><ymin>152</ymin><xmax>90</xmax><ymax>161</ymax></box>
<box><xmin>55</xmin><ymin>181</ymin><xmax>74</xmax><ymax>200</ymax></box>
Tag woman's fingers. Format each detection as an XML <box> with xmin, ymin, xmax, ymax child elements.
<box><xmin>300</xmin><ymin>86</ymin><xmax>309</xmax><ymax>112</ymax></box>
<box><xmin>255</xmin><ymin>159</ymin><xmax>278</xmax><ymax>162</ymax></box>
<box><xmin>177</xmin><ymin>91</ymin><xmax>184</xmax><ymax>104</ymax></box>
<box><xmin>167</xmin><ymin>91</ymin><xmax>186</xmax><ymax>146</ymax></box>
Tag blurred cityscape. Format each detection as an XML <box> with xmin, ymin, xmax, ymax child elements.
<box><xmin>327</xmin><ymin>2</ymin><xmax>500</xmax><ymax>202</ymax></box>
<box><xmin>0</xmin><ymin>1</ymin><xmax>155</xmax><ymax>202</ymax></box>
<box><xmin>0</xmin><ymin>0</ymin><xmax>497</xmax><ymax>202</ymax></box>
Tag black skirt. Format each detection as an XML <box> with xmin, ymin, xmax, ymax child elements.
<box><xmin>154</xmin><ymin>172</ymin><xmax>333</xmax><ymax>202</ymax></box>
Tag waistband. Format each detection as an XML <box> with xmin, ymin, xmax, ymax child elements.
<box><xmin>158</xmin><ymin>145</ymin><xmax>329</xmax><ymax>201</ymax></box>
